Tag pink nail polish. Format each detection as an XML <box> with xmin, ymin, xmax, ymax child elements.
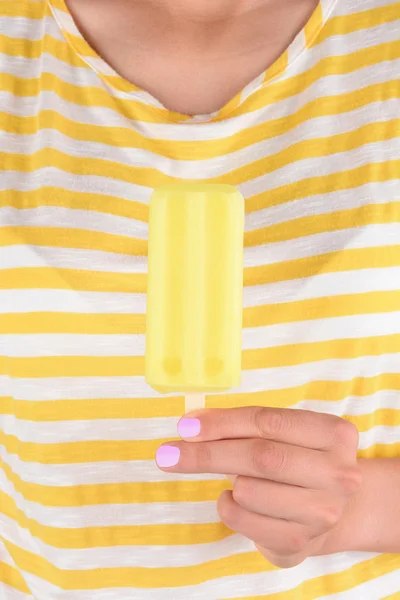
<box><xmin>156</xmin><ymin>445</ymin><xmax>180</xmax><ymax>467</ymax></box>
<box><xmin>178</xmin><ymin>417</ymin><xmax>201</xmax><ymax>438</ymax></box>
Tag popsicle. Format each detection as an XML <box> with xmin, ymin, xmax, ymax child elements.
<box><xmin>145</xmin><ymin>183</ymin><xmax>244</xmax><ymax>483</ymax></box>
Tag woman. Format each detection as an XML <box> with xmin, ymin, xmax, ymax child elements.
<box><xmin>0</xmin><ymin>0</ymin><xmax>399</xmax><ymax>598</ymax></box>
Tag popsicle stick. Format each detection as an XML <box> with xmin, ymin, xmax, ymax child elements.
<box><xmin>184</xmin><ymin>392</ymin><xmax>205</xmax><ymax>414</ymax></box>
<box><xmin>184</xmin><ymin>393</ymin><xmax>236</xmax><ymax>486</ymax></box>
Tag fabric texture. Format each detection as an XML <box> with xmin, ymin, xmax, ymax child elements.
<box><xmin>0</xmin><ymin>0</ymin><xmax>400</xmax><ymax>597</ymax></box>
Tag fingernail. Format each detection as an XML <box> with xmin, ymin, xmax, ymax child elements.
<box><xmin>178</xmin><ymin>417</ymin><xmax>201</xmax><ymax>438</ymax></box>
<box><xmin>156</xmin><ymin>445</ymin><xmax>180</xmax><ymax>467</ymax></box>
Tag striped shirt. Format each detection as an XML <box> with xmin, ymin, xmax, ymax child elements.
<box><xmin>1</xmin><ymin>0</ymin><xmax>400</xmax><ymax>598</ymax></box>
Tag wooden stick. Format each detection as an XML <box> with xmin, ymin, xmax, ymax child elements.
<box><xmin>185</xmin><ymin>392</ymin><xmax>236</xmax><ymax>485</ymax></box>
<box><xmin>184</xmin><ymin>392</ymin><xmax>205</xmax><ymax>414</ymax></box>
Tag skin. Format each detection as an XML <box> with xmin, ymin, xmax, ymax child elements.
<box><xmin>66</xmin><ymin>0</ymin><xmax>319</xmax><ymax>115</ymax></box>
<box><xmin>157</xmin><ymin>407</ymin><xmax>400</xmax><ymax>568</ymax></box>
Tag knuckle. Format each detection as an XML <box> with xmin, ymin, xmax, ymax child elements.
<box><xmin>317</xmin><ymin>503</ymin><xmax>342</xmax><ymax>529</ymax></box>
<box><xmin>193</xmin><ymin>442</ymin><xmax>213</xmax><ymax>471</ymax></box>
<box><xmin>251</xmin><ymin>440</ymin><xmax>288</xmax><ymax>474</ymax></box>
<box><xmin>285</xmin><ymin>530</ymin><xmax>309</xmax><ymax>554</ymax></box>
<box><xmin>217</xmin><ymin>491</ymin><xmax>236</xmax><ymax>525</ymax></box>
<box><xmin>254</xmin><ymin>408</ymin><xmax>290</xmax><ymax>439</ymax></box>
<box><xmin>334</xmin><ymin>464</ymin><xmax>363</xmax><ymax>493</ymax></box>
<box><xmin>232</xmin><ymin>475</ymin><xmax>252</xmax><ymax>504</ymax></box>
<box><xmin>333</xmin><ymin>419</ymin><xmax>359</xmax><ymax>448</ymax></box>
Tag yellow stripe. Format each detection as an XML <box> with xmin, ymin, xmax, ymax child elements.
<box><xmin>0</xmin><ymin>490</ymin><xmax>232</xmax><ymax>548</ymax></box>
<box><xmin>264</xmin><ymin>50</ymin><xmax>289</xmax><ymax>83</ymax></box>
<box><xmin>0</xmin><ymin>79</ymin><xmax>398</xmax><ymax>160</ymax></box>
<box><xmin>0</xmin><ymin>246</ymin><xmax>397</xmax><ymax>294</ymax></box>
<box><xmin>381</xmin><ymin>593</ymin><xmax>400</xmax><ymax>600</ymax></box>
<box><xmin>0</xmin><ymin>313</ymin><xmax>146</xmax><ymax>334</ymax></box>
<box><xmin>0</xmin><ymin>268</ymin><xmax>146</xmax><ymax>293</ymax></box>
<box><xmin>0</xmin><ymin>355</ymin><xmax>145</xmax><ymax>377</ymax></box>
<box><xmin>48</xmin><ymin>0</ymin><xmax>69</xmax><ymax>14</ymax></box>
<box><xmin>1</xmin><ymin>413</ymin><xmax>399</xmax><ymax>466</ymax></box>
<box><xmin>1</xmin><ymin>204</ymin><xmax>396</xmax><ymax>259</ymax></box>
<box><xmin>304</xmin><ymin>1</ymin><xmax>323</xmax><ymax>48</ymax></box>
<box><xmin>232</xmin><ymin>553</ymin><xmax>400</xmax><ymax>600</ymax></box>
<box><xmin>0</xmin><ymin>396</ymin><xmax>184</xmax><ymax>422</ymax></box>
<box><xmin>0</xmin><ymin>32</ymin><xmax>90</xmax><ymax>66</ymax></box>
<box><xmin>0</xmin><ymin>456</ymin><xmax>228</xmax><ymax>506</ymax></box>
<box><xmin>244</xmin><ymin>334</ymin><xmax>400</xmax><ymax>371</ymax></box>
<box><xmin>1</xmin><ymin>333</ymin><xmax>400</xmax><ymax>378</ymax></box>
<box><xmin>0</xmin><ymin>560</ymin><xmax>31</xmax><ymax>594</ymax></box>
<box><xmin>0</xmin><ymin>227</ymin><xmax>147</xmax><ymax>256</ymax></box>
<box><xmin>0</xmin><ymin>72</ymin><xmax>166</xmax><ymax>124</ymax></box>
<box><xmin>2</xmin><ymin>536</ymin><xmax>399</xmax><ymax>591</ymax></box>
<box><xmin>2</xmin><ymin>374</ymin><xmax>400</xmax><ymax>423</ymax></box>
<box><xmin>245</xmin><ymin>203</ymin><xmax>400</xmax><ymax>247</ymax></box>
<box><xmin>1</xmin><ymin>290</ymin><xmax>399</xmax><ymax>336</ymax></box>
<box><xmin>0</xmin><ymin>430</ymin><xmax>169</xmax><ymax>463</ymax></box>
<box><xmin>1</xmin><ymin>41</ymin><xmax>398</xmax><ymax>126</ymax></box>
<box><xmin>0</xmin><ymin>402</ymin><xmax>398</xmax><ymax>509</ymax></box>
<box><xmin>2</xmin><ymin>161</ymin><xmax>398</xmax><ymax>224</ymax></box>
<box><xmin>218</xmin><ymin>120</ymin><xmax>400</xmax><ymax>186</ymax></box>
<box><xmin>0</xmin><ymin>188</ymin><xmax>149</xmax><ymax>222</ymax></box>
<box><xmin>0</xmin><ymin>0</ymin><xmax>44</xmax><ymax>19</ymax></box>
<box><xmin>358</xmin><ymin>443</ymin><xmax>400</xmax><ymax>459</ymax></box>
<box><xmin>1</xmin><ymin>118</ymin><xmax>397</xmax><ymax>189</ymax></box>
<box><xmin>1</xmin><ymin>537</ymin><xmax>276</xmax><ymax>589</ymax></box>
<box><xmin>320</xmin><ymin>4</ymin><xmax>400</xmax><ymax>44</ymax></box>
<box><xmin>246</xmin><ymin>160</ymin><xmax>400</xmax><ymax>213</ymax></box>
<box><xmin>245</xmin><ymin>245</ymin><xmax>400</xmax><ymax>286</ymax></box>
<box><xmin>245</xmin><ymin>291</ymin><xmax>400</xmax><ymax>329</ymax></box>
<box><xmin>228</xmin><ymin>41</ymin><xmax>400</xmax><ymax>119</ymax></box>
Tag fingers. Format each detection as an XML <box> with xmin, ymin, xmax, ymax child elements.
<box><xmin>156</xmin><ymin>438</ymin><xmax>341</xmax><ymax>490</ymax></box>
<box><xmin>180</xmin><ymin>406</ymin><xmax>359</xmax><ymax>453</ymax></box>
<box><xmin>232</xmin><ymin>476</ymin><xmax>345</xmax><ymax>538</ymax></box>
<box><xmin>217</xmin><ymin>490</ymin><xmax>311</xmax><ymax>557</ymax></box>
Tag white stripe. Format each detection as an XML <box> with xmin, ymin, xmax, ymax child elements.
<box><xmin>246</xmin><ymin>188</ymin><xmax>400</xmax><ymax>232</ymax></box>
<box><xmin>0</xmin><ymin>61</ymin><xmax>396</xmax><ymax>141</ymax></box>
<box><xmin>240</xmin><ymin>139</ymin><xmax>399</xmax><ymax>202</ymax></box>
<box><xmin>1</xmin><ymin>100</ymin><xmax>398</xmax><ymax>181</ymax></box>
<box><xmin>318</xmin><ymin>567</ymin><xmax>400</xmax><ymax>600</ymax></box>
<box><xmin>243</xmin><ymin>268</ymin><xmax>400</xmax><ymax>308</ymax></box>
<box><xmin>1</xmin><ymin>263</ymin><xmax>399</xmax><ymax>315</ymax></box>
<box><xmin>0</xmin><ymin>583</ymin><xmax>33</xmax><ymax>600</ymax></box>
<box><xmin>1</xmin><ymin>221</ymin><xmax>399</xmax><ymax>273</ymax></box>
<box><xmin>334</xmin><ymin>0</ymin><xmax>399</xmax><ymax>16</ymax></box>
<box><xmin>2</xmin><ymin>310</ymin><xmax>400</xmax><ymax>359</ymax></box>
<box><xmin>0</xmin><ymin>289</ymin><xmax>147</xmax><ymax>313</ymax></box>
<box><xmin>0</xmin><ymin>522</ymin><xmax>381</xmax><ymax>600</ymax></box>
<box><xmin>1</xmin><ymin>354</ymin><xmax>400</xmax><ymax>401</ymax></box>
<box><xmin>0</xmin><ymin>511</ymin><xmax>254</xmax><ymax>569</ymax></box>
<box><xmin>0</xmin><ymin>170</ymin><xmax>152</xmax><ymax>205</ymax></box>
<box><xmin>1</xmin><ymin>52</ymin><xmax>398</xmax><ymax>142</ymax></box>
<box><xmin>0</xmin><ymin>246</ymin><xmax>148</xmax><ymax>273</ymax></box>
<box><xmin>299</xmin><ymin>389</ymin><xmax>400</xmax><ymax>417</ymax></box>
<box><xmin>2</xmin><ymin>400</ymin><xmax>400</xmax><ymax>446</ymax></box>
<box><xmin>0</xmin><ymin>206</ymin><xmax>147</xmax><ymax>239</ymax></box>
<box><xmin>0</xmin><ymin>16</ymin><xmax>54</xmax><ymax>41</ymax></box>
<box><xmin>245</xmin><ymin>223</ymin><xmax>400</xmax><ymax>268</ymax></box>
<box><xmin>0</xmin><ymin>505</ymin><xmax>380</xmax><ymax>587</ymax></box>
<box><xmin>358</xmin><ymin>424</ymin><xmax>400</xmax><ymax>449</ymax></box>
<box><xmin>0</xmin><ymin>472</ymin><xmax>222</xmax><ymax>526</ymax></box>
<box><xmin>0</xmin><ymin>449</ymin><xmax>225</xmax><ymax>485</ymax></box>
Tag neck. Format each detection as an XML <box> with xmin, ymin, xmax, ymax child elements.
<box><xmin>136</xmin><ymin>0</ymin><xmax>268</xmax><ymax>23</ymax></box>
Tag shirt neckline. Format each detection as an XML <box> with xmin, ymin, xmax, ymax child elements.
<box><xmin>48</xmin><ymin>0</ymin><xmax>339</xmax><ymax>125</ymax></box>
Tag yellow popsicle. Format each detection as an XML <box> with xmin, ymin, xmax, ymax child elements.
<box><xmin>145</xmin><ymin>183</ymin><xmax>245</xmax><ymax>411</ymax></box>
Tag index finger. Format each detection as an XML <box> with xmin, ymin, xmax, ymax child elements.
<box><xmin>178</xmin><ymin>406</ymin><xmax>358</xmax><ymax>452</ymax></box>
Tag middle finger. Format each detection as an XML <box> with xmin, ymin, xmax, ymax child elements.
<box><xmin>156</xmin><ymin>438</ymin><xmax>333</xmax><ymax>489</ymax></box>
